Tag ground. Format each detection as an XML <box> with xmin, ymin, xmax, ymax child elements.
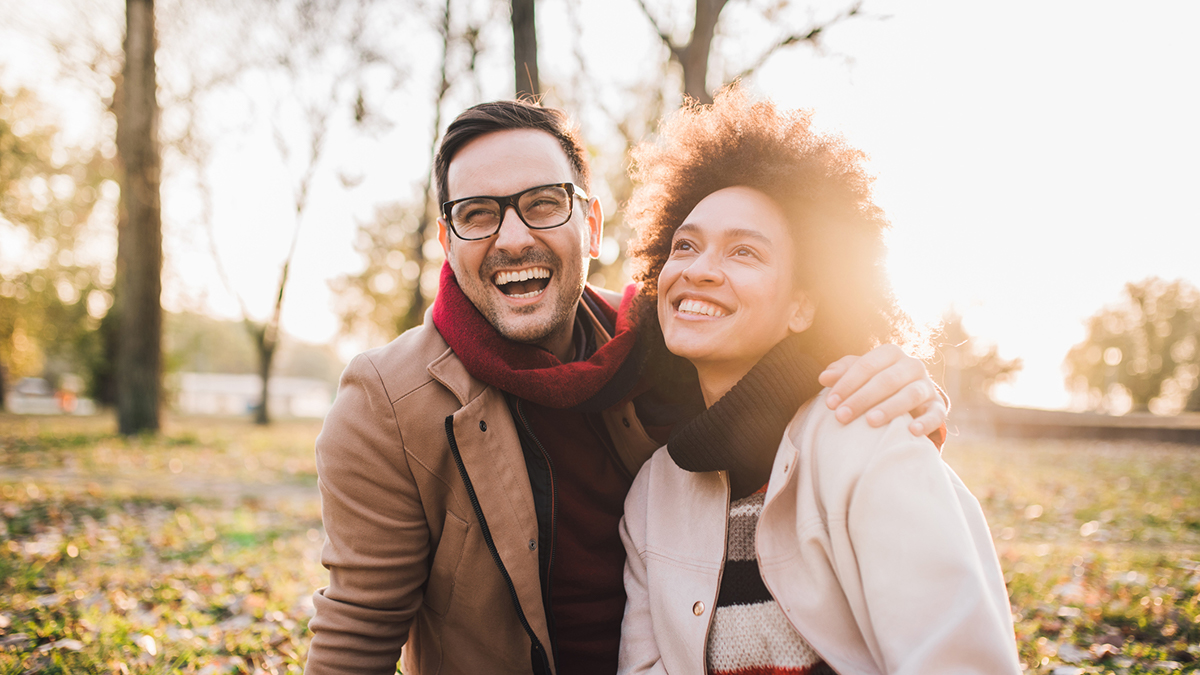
<box><xmin>0</xmin><ymin>413</ymin><xmax>1198</xmax><ymax>674</ymax></box>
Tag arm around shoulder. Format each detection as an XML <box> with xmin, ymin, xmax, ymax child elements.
<box><xmin>305</xmin><ymin>354</ymin><xmax>430</xmax><ymax>675</ymax></box>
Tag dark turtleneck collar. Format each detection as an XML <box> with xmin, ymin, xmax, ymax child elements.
<box><xmin>667</xmin><ymin>333</ymin><xmax>824</xmax><ymax>500</ymax></box>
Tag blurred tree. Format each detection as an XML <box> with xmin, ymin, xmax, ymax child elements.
<box><xmin>331</xmin><ymin>0</ymin><xmax>480</xmax><ymax>341</ymax></box>
<box><xmin>0</xmin><ymin>84</ymin><xmax>114</xmax><ymax>404</ymax></box>
<box><xmin>553</xmin><ymin>1</ymin><xmax>671</xmax><ymax>294</ymax></box>
<box><xmin>331</xmin><ymin>202</ymin><xmax>425</xmax><ymax>345</ymax></box>
<box><xmin>1189</xmin><ymin>367</ymin><xmax>1200</xmax><ymax>413</ymax></box>
<box><xmin>512</xmin><ymin>0</ymin><xmax>538</xmax><ymax>98</ymax></box>
<box><xmin>634</xmin><ymin>0</ymin><xmax>865</xmax><ymax>103</ymax></box>
<box><xmin>113</xmin><ymin>0</ymin><xmax>164</xmax><ymax>435</ymax></box>
<box><xmin>399</xmin><ymin>0</ymin><xmax>455</xmax><ymax>335</ymax></box>
<box><xmin>932</xmin><ymin>311</ymin><xmax>1022</xmax><ymax>407</ymax></box>
<box><xmin>164</xmin><ymin>311</ymin><xmax>343</xmax><ymax>383</ymax></box>
<box><xmin>179</xmin><ymin>0</ymin><xmax>409</xmax><ymax>424</ymax></box>
<box><xmin>1065</xmin><ymin>278</ymin><xmax>1200</xmax><ymax>415</ymax></box>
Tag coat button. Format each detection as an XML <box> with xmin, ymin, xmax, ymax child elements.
<box><xmin>528</xmin><ymin>539</ymin><xmax>537</xmax><ymax>551</ymax></box>
<box><xmin>479</xmin><ymin>420</ymin><xmax>487</xmax><ymax>432</ymax></box>
<box><xmin>692</xmin><ymin>601</ymin><xmax>704</xmax><ymax>616</ymax></box>
<box><xmin>622</xmin><ymin>417</ymin><xmax>631</xmax><ymax>428</ymax></box>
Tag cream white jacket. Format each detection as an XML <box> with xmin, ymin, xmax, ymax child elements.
<box><xmin>618</xmin><ymin>395</ymin><xmax>1021</xmax><ymax>675</ymax></box>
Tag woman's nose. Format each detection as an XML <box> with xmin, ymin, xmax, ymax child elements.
<box><xmin>681</xmin><ymin>252</ymin><xmax>722</xmax><ymax>284</ymax></box>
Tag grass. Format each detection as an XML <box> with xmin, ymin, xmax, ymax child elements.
<box><xmin>949</xmin><ymin>435</ymin><xmax>1200</xmax><ymax>673</ymax></box>
<box><xmin>0</xmin><ymin>413</ymin><xmax>324</xmax><ymax>674</ymax></box>
<box><xmin>1</xmin><ymin>413</ymin><xmax>1199</xmax><ymax>673</ymax></box>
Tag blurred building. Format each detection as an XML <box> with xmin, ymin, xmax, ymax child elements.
<box><xmin>4</xmin><ymin>377</ymin><xmax>97</xmax><ymax>415</ymax></box>
<box><xmin>173</xmin><ymin>373</ymin><xmax>334</xmax><ymax>418</ymax></box>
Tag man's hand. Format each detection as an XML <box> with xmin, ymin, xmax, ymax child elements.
<box><xmin>818</xmin><ymin>344</ymin><xmax>947</xmax><ymax>437</ymax></box>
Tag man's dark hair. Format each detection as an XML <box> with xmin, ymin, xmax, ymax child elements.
<box><xmin>434</xmin><ymin>100</ymin><xmax>591</xmax><ymax>206</ymax></box>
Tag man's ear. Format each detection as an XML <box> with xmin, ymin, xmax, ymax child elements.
<box><xmin>788</xmin><ymin>292</ymin><xmax>818</xmax><ymax>334</ymax></box>
<box><xmin>438</xmin><ymin>217</ymin><xmax>451</xmax><ymax>258</ymax></box>
<box><xmin>586</xmin><ymin>197</ymin><xmax>603</xmax><ymax>258</ymax></box>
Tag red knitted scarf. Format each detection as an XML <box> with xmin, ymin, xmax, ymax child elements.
<box><xmin>431</xmin><ymin>262</ymin><xmax>642</xmax><ymax>410</ymax></box>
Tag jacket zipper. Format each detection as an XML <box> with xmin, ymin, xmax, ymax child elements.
<box><xmin>703</xmin><ymin>470</ymin><xmax>732</xmax><ymax>675</ymax></box>
<box><xmin>514</xmin><ymin>399</ymin><xmax>559</xmax><ymax>667</ymax></box>
<box><xmin>444</xmin><ymin>415</ymin><xmax>552</xmax><ymax>675</ymax></box>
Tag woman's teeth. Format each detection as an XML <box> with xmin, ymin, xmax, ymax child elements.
<box><xmin>678</xmin><ymin>299</ymin><xmax>727</xmax><ymax>317</ymax></box>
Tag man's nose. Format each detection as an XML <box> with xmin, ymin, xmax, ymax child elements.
<box><xmin>493</xmin><ymin>205</ymin><xmax>537</xmax><ymax>253</ymax></box>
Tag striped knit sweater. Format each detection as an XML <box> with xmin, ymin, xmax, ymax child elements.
<box><xmin>706</xmin><ymin>489</ymin><xmax>836</xmax><ymax>675</ymax></box>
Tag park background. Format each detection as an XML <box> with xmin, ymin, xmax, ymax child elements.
<box><xmin>1</xmin><ymin>0</ymin><xmax>1199</xmax><ymax>673</ymax></box>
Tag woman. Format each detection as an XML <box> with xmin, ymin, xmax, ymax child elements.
<box><xmin>618</xmin><ymin>88</ymin><xmax>1020</xmax><ymax>675</ymax></box>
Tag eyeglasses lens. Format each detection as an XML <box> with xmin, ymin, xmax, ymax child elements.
<box><xmin>450</xmin><ymin>185</ymin><xmax>573</xmax><ymax>239</ymax></box>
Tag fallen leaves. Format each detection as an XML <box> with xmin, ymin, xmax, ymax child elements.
<box><xmin>1</xmin><ymin>415</ymin><xmax>325</xmax><ymax>674</ymax></box>
<box><xmin>950</xmin><ymin>436</ymin><xmax>1200</xmax><ymax>674</ymax></box>
<box><xmin>3</xmin><ymin>417</ymin><xmax>1199</xmax><ymax>673</ymax></box>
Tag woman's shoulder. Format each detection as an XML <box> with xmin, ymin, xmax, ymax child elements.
<box><xmin>785</xmin><ymin>390</ymin><xmax>940</xmax><ymax>482</ymax></box>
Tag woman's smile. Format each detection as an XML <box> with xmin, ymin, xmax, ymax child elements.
<box><xmin>658</xmin><ymin>186</ymin><xmax>814</xmax><ymax>405</ymax></box>
<box><xmin>675</xmin><ymin>295</ymin><xmax>730</xmax><ymax>318</ymax></box>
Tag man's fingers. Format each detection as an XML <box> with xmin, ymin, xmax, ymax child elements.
<box><xmin>832</xmin><ymin>352</ymin><xmax>923</xmax><ymax>422</ymax></box>
<box><xmin>823</xmin><ymin>345</ymin><xmax>904</xmax><ymax>410</ymax></box>
<box><xmin>855</xmin><ymin>379</ymin><xmax>936</xmax><ymax>428</ymax></box>
<box><xmin>908</xmin><ymin>399</ymin><xmax>949</xmax><ymax>437</ymax></box>
<box><xmin>818</xmin><ymin>356</ymin><xmax>856</xmax><ymax>395</ymax></box>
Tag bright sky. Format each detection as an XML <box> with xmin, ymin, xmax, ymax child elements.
<box><xmin>2</xmin><ymin>0</ymin><xmax>1198</xmax><ymax>410</ymax></box>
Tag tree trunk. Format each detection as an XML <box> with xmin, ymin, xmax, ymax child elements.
<box><xmin>679</xmin><ymin>0</ymin><xmax>728</xmax><ymax>104</ymax></box>
<box><xmin>1187</xmin><ymin>380</ymin><xmax>1200</xmax><ymax>413</ymax></box>
<box><xmin>0</xmin><ymin>360</ymin><xmax>6</xmax><ymax>410</ymax></box>
<box><xmin>511</xmin><ymin>0</ymin><xmax>538</xmax><ymax>98</ymax></box>
<box><xmin>115</xmin><ymin>0</ymin><xmax>162</xmax><ymax>435</ymax></box>
<box><xmin>255</xmin><ymin>329</ymin><xmax>274</xmax><ymax>425</ymax></box>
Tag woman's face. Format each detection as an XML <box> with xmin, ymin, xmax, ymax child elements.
<box><xmin>658</xmin><ymin>186</ymin><xmax>814</xmax><ymax>375</ymax></box>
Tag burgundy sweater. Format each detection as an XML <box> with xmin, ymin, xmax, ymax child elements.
<box><xmin>520</xmin><ymin>401</ymin><xmax>633</xmax><ymax>675</ymax></box>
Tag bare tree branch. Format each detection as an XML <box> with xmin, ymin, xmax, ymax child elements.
<box><xmin>401</xmin><ymin>0</ymin><xmax>453</xmax><ymax>332</ymax></box>
<box><xmin>633</xmin><ymin>0</ymin><xmax>684</xmax><ymax>60</ymax></box>
<box><xmin>728</xmin><ymin>0</ymin><xmax>863</xmax><ymax>83</ymax></box>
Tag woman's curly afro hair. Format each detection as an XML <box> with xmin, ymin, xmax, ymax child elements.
<box><xmin>625</xmin><ymin>86</ymin><xmax>911</xmax><ymax>366</ymax></box>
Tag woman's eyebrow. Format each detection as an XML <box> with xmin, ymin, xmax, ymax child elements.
<box><xmin>675</xmin><ymin>223</ymin><xmax>774</xmax><ymax>245</ymax></box>
<box><xmin>725</xmin><ymin>228</ymin><xmax>773</xmax><ymax>245</ymax></box>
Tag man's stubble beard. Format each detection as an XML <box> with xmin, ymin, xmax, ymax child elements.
<box><xmin>461</xmin><ymin>246</ymin><xmax>588</xmax><ymax>347</ymax></box>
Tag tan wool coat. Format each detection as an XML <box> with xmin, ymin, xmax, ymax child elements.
<box><xmin>305</xmin><ymin>300</ymin><xmax>660</xmax><ymax>675</ymax></box>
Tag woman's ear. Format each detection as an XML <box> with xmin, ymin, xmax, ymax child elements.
<box><xmin>788</xmin><ymin>292</ymin><xmax>817</xmax><ymax>334</ymax></box>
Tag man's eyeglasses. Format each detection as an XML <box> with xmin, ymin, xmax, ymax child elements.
<box><xmin>441</xmin><ymin>183</ymin><xmax>589</xmax><ymax>241</ymax></box>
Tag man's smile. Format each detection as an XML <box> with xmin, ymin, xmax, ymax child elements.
<box><xmin>492</xmin><ymin>266</ymin><xmax>553</xmax><ymax>299</ymax></box>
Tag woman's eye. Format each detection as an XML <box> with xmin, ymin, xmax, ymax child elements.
<box><xmin>734</xmin><ymin>246</ymin><xmax>759</xmax><ymax>258</ymax></box>
<box><xmin>671</xmin><ymin>239</ymin><xmax>694</xmax><ymax>253</ymax></box>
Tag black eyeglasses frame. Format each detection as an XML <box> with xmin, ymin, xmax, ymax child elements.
<box><xmin>441</xmin><ymin>182</ymin><xmax>590</xmax><ymax>241</ymax></box>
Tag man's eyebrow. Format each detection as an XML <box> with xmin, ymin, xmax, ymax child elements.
<box><xmin>676</xmin><ymin>223</ymin><xmax>775</xmax><ymax>245</ymax></box>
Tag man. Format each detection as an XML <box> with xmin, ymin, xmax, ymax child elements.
<box><xmin>305</xmin><ymin>100</ymin><xmax>946</xmax><ymax>675</ymax></box>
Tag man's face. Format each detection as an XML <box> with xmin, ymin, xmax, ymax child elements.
<box><xmin>439</xmin><ymin>128</ymin><xmax>602</xmax><ymax>360</ymax></box>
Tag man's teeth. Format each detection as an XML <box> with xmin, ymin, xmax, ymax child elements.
<box><xmin>494</xmin><ymin>267</ymin><xmax>551</xmax><ymax>286</ymax></box>
<box><xmin>678</xmin><ymin>299</ymin><xmax>727</xmax><ymax>317</ymax></box>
